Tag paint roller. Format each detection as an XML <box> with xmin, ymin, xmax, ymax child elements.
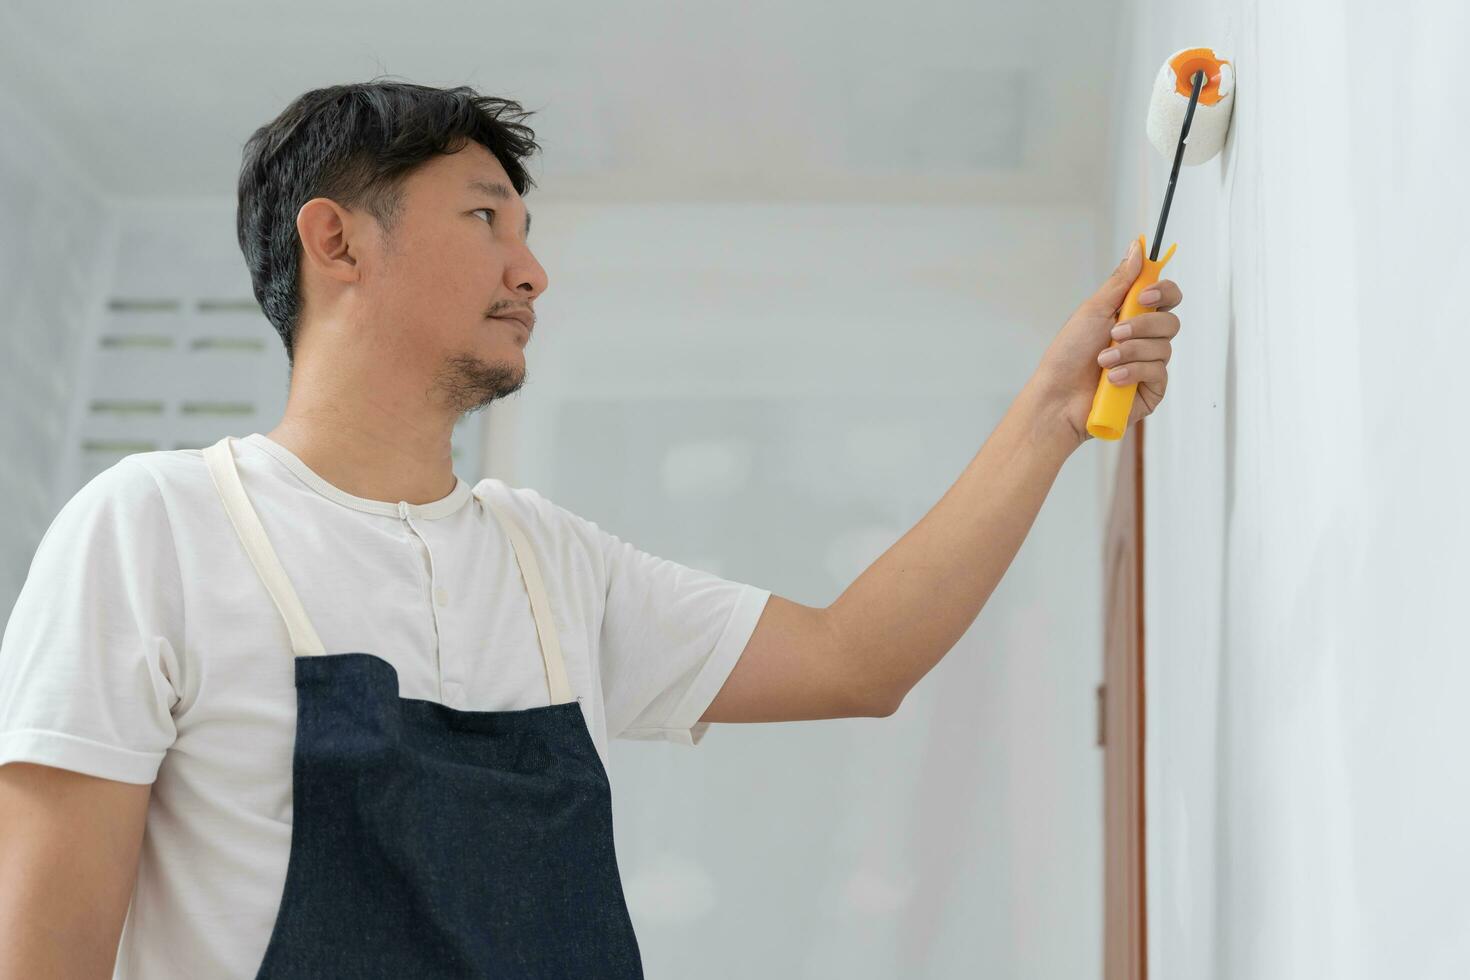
<box><xmin>1086</xmin><ymin>47</ymin><xmax>1236</xmax><ymax>441</ymax></box>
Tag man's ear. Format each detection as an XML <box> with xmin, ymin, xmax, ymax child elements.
<box><xmin>296</xmin><ymin>197</ymin><xmax>361</xmax><ymax>283</ymax></box>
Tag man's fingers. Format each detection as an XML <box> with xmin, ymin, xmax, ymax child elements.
<box><xmin>1140</xmin><ymin>279</ymin><xmax>1183</xmax><ymax>312</ymax></box>
<box><xmin>1105</xmin><ymin>358</ymin><xmax>1169</xmax><ymax>390</ymax></box>
<box><xmin>1090</xmin><ymin>241</ymin><xmax>1145</xmax><ymax>313</ymax></box>
<box><xmin>1099</xmin><ymin>338</ymin><xmax>1173</xmax><ymax>367</ymax></box>
<box><xmin>1115</xmin><ymin>311</ymin><xmax>1180</xmax><ymax>340</ymax></box>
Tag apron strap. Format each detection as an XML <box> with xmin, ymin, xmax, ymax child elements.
<box><xmin>203</xmin><ymin>436</ymin><xmax>327</xmax><ymax>657</ymax></box>
<box><xmin>481</xmin><ymin>498</ymin><xmax>574</xmax><ymax>706</ymax></box>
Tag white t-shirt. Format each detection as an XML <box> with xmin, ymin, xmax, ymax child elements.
<box><xmin>0</xmin><ymin>432</ymin><xmax>771</xmax><ymax>979</ymax></box>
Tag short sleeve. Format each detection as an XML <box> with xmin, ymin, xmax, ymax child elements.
<box><xmin>0</xmin><ymin>456</ymin><xmax>182</xmax><ymax>783</ymax></box>
<box><xmin>581</xmin><ymin>519</ymin><xmax>769</xmax><ymax>747</ymax></box>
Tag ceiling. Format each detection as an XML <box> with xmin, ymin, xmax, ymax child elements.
<box><xmin>0</xmin><ymin>0</ymin><xmax>1120</xmax><ymax>206</ymax></box>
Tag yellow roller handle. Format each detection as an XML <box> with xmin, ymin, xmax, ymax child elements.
<box><xmin>1086</xmin><ymin>233</ymin><xmax>1178</xmax><ymax>441</ymax></box>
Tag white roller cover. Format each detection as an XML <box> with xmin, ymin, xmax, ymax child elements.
<box><xmin>1146</xmin><ymin>51</ymin><xmax>1235</xmax><ymax>165</ymax></box>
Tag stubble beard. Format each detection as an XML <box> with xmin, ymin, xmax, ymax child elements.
<box><xmin>432</xmin><ymin>351</ymin><xmax>527</xmax><ymax>417</ymax></box>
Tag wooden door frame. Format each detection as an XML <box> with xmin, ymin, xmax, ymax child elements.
<box><xmin>1100</xmin><ymin>418</ymin><xmax>1146</xmax><ymax>979</ymax></box>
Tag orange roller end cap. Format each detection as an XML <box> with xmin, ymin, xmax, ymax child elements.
<box><xmin>1169</xmin><ymin>48</ymin><xmax>1230</xmax><ymax>106</ymax></box>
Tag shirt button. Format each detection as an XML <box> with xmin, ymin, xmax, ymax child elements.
<box><xmin>434</xmin><ymin>587</ymin><xmax>449</xmax><ymax>607</ymax></box>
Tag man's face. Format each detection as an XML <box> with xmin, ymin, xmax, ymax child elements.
<box><xmin>358</xmin><ymin>141</ymin><xmax>547</xmax><ymax>415</ymax></box>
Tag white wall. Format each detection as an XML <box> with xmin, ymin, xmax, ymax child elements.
<box><xmin>1105</xmin><ymin>1</ymin><xmax>1470</xmax><ymax>977</ymax></box>
<box><xmin>0</xmin><ymin>85</ymin><xmax>116</xmax><ymax>616</ymax></box>
<box><xmin>487</xmin><ymin>200</ymin><xmax>1108</xmax><ymax>978</ymax></box>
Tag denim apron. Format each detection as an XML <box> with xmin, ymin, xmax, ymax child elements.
<box><xmin>202</xmin><ymin>436</ymin><xmax>646</xmax><ymax>979</ymax></box>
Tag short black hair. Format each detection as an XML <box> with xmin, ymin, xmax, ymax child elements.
<box><xmin>236</xmin><ymin>77</ymin><xmax>541</xmax><ymax>366</ymax></box>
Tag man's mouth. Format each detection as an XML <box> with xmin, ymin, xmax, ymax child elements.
<box><xmin>487</xmin><ymin>315</ymin><xmax>531</xmax><ymax>336</ymax></box>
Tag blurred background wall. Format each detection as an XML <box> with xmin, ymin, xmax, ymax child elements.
<box><xmin>0</xmin><ymin>1</ymin><xmax>1130</xmax><ymax>976</ymax></box>
<box><xmin>0</xmin><ymin>82</ymin><xmax>117</xmax><ymax>602</ymax></box>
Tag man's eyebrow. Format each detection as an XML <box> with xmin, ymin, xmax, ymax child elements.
<box><xmin>466</xmin><ymin>178</ymin><xmax>531</xmax><ymax>239</ymax></box>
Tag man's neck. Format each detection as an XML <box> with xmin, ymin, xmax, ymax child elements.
<box><xmin>263</xmin><ymin>411</ymin><xmax>460</xmax><ymax>507</ymax></box>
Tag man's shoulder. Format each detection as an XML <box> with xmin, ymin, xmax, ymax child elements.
<box><xmin>23</xmin><ymin>449</ymin><xmax>204</xmax><ymax>590</ymax></box>
<box><xmin>112</xmin><ymin>445</ymin><xmax>216</xmax><ymax>511</ymax></box>
<box><xmin>51</xmin><ymin>446</ymin><xmax>216</xmax><ymax>541</ymax></box>
<box><xmin>124</xmin><ymin>444</ymin><xmax>209</xmax><ymax>483</ymax></box>
<box><xmin>471</xmin><ymin>478</ymin><xmax>608</xmax><ymax>565</ymax></box>
<box><xmin>473</xmin><ymin>477</ymin><xmax>563</xmax><ymax>535</ymax></box>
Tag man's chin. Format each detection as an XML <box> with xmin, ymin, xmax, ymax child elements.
<box><xmin>434</xmin><ymin>351</ymin><xmax>526</xmax><ymax>415</ymax></box>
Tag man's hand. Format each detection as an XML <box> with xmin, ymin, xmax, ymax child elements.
<box><xmin>1031</xmin><ymin>240</ymin><xmax>1183</xmax><ymax>447</ymax></box>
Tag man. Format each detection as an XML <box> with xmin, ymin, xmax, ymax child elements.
<box><xmin>0</xmin><ymin>80</ymin><xmax>1181</xmax><ymax>978</ymax></box>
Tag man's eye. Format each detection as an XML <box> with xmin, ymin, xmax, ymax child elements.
<box><xmin>475</xmin><ymin>208</ymin><xmax>495</xmax><ymax>224</ymax></box>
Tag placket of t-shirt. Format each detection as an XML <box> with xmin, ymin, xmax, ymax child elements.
<box><xmin>397</xmin><ymin>501</ymin><xmax>457</xmax><ymax>706</ymax></box>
